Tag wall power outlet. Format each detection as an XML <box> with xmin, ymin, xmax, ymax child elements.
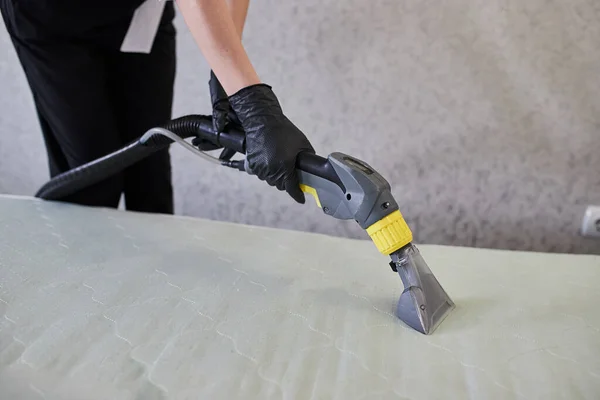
<box><xmin>581</xmin><ymin>206</ymin><xmax>600</xmax><ymax>238</ymax></box>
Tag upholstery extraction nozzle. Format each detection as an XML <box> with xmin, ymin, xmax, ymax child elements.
<box><xmin>33</xmin><ymin>115</ymin><xmax>456</xmax><ymax>335</ymax></box>
<box><xmin>390</xmin><ymin>244</ymin><xmax>455</xmax><ymax>335</ymax></box>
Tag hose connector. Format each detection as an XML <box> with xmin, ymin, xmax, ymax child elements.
<box><xmin>366</xmin><ymin>210</ymin><xmax>413</xmax><ymax>255</ymax></box>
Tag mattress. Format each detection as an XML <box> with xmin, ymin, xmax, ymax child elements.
<box><xmin>0</xmin><ymin>195</ymin><xmax>599</xmax><ymax>399</ymax></box>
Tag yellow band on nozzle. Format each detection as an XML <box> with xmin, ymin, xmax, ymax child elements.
<box><xmin>366</xmin><ymin>210</ymin><xmax>413</xmax><ymax>255</ymax></box>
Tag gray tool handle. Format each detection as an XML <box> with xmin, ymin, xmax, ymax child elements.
<box><xmin>189</xmin><ymin>120</ymin><xmax>400</xmax><ymax>230</ymax></box>
<box><xmin>296</xmin><ymin>152</ymin><xmax>399</xmax><ymax>229</ymax></box>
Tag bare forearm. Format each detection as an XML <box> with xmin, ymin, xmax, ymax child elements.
<box><xmin>175</xmin><ymin>0</ymin><xmax>259</xmax><ymax>94</ymax></box>
<box><xmin>226</xmin><ymin>0</ymin><xmax>250</xmax><ymax>38</ymax></box>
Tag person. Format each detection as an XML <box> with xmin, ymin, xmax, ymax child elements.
<box><xmin>0</xmin><ymin>0</ymin><xmax>314</xmax><ymax>214</ymax></box>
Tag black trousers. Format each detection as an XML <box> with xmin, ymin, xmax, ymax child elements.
<box><xmin>1</xmin><ymin>1</ymin><xmax>176</xmax><ymax>214</ymax></box>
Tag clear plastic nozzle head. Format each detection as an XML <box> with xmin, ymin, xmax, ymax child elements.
<box><xmin>390</xmin><ymin>244</ymin><xmax>455</xmax><ymax>335</ymax></box>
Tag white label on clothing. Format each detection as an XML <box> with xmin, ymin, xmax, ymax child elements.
<box><xmin>120</xmin><ymin>0</ymin><xmax>167</xmax><ymax>54</ymax></box>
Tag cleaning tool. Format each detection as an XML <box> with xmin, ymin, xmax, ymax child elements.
<box><xmin>35</xmin><ymin>115</ymin><xmax>455</xmax><ymax>334</ymax></box>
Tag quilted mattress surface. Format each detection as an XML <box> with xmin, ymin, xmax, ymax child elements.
<box><xmin>0</xmin><ymin>195</ymin><xmax>599</xmax><ymax>399</ymax></box>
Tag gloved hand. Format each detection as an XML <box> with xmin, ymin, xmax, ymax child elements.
<box><xmin>192</xmin><ymin>71</ymin><xmax>238</xmax><ymax>159</ymax></box>
<box><xmin>228</xmin><ymin>83</ymin><xmax>315</xmax><ymax>203</ymax></box>
<box><xmin>209</xmin><ymin>69</ymin><xmax>233</xmax><ymax>134</ymax></box>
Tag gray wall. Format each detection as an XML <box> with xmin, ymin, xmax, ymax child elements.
<box><xmin>1</xmin><ymin>0</ymin><xmax>599</xmax><ymax>254</ymax></box>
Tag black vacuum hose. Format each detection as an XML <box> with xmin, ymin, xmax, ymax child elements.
<box><xmin>33</xmin><ymin>113</ymin><xmax>336</xmax><ymax>202</ymax></box>
<box><xmin>35</xmin><ymin>115</ymin><xmax>226</xmax><ymax>201</ymax></box>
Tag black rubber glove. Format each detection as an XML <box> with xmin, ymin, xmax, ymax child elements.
<box><xmin>192</xmin><ymin>71</ymin><xmax>238</xmax><ymax>159</ymax></box>
<box><xmin>228</xmin><ymin>84</ymin><xmax>315</xmax><ymax>203</ymax></box>
<box><xmin>209</xmin><ymin>70</ymin><xmax>231</xmax><ymax>134</ymax></box>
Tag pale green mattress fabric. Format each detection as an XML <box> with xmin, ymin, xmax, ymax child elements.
<box><xmin>0</xmin><ymin>196</ymin><xmax>599</xmax><ymax>399</ymax></box>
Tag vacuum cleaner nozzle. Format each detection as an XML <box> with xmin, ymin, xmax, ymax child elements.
<box><xmin>390</xmin><ymin>244</ymin><xmax>455</xmax><ymax>335</ymax></box>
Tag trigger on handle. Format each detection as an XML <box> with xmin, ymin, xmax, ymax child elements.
<box><xmin>299</xmin><ymin>184</ymin><xmax>322</xmax><ymax>208</ymax></box>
